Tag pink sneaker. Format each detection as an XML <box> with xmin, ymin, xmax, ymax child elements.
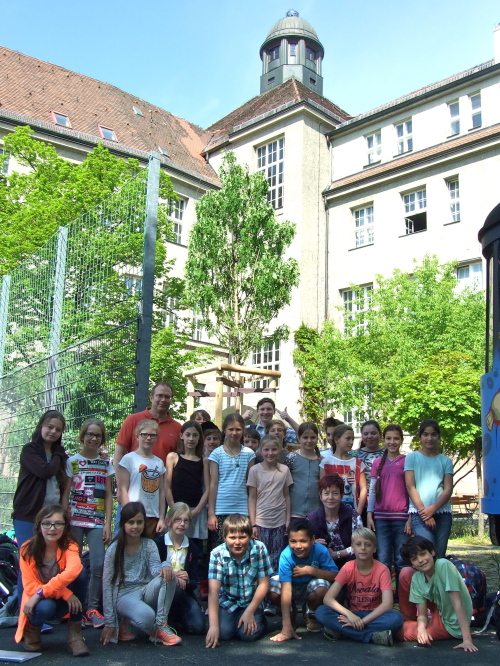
<box><xmin>118</xmin><ymin>619</ymin><xmax>136</xmax><ymax>641</ymax></box>
<box><xmin>149</xmin><ymin>624</ymin><xmax>182</xmax><ymax>646</ymax></box>
<box><xmin>83</xmin><ymin>609</ymin><xmax>105</xmax><ymax>628</ymax></box>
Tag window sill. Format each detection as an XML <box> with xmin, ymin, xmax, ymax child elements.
<box><xmin>348</xmin><ymin>243</ymin><xmax>374</xmax><ymax>251</ymax></box>
<box><xmin>447</xmin><ymin>132</ymin><xmax>460</xmax><ymax>139</ymax></box>
<box><xmin>398</xmin><ymin>230</ymin><xmax>427</xmax><ymax>238</ymax></box>
<box><xmin>168</xmin><ymin>240</ymin><xmax>187</xmax><ymax>248</ymax></box>
<box><xmin>393</xmin><ymin>150</ymin><xmax>413</xmax><ymax>158</ymax></box>
<box><xmin>443</xmin><ymin>220</ymin><xmax>461</xmax><ymax>226</ymax></box>
<box><xmin>363</xmin><ymin>160</ymin><xmax>381</xmax><ymax>169</ymax></box>
<box><xmin>468</xmin><ymin>126</ymin><xmax>482</xmax><ymax>132</ymax></box>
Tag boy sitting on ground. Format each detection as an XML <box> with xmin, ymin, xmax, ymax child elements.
<box><xmin>398</xmin><ymin>535</ymin><xmax>478</xmax><ymax>652</ymax></box>
<box><xmin>316</xmin><ymin>527</ymin><xmax>403</xmax><ymax>646</ymax></box>
<box><xmin>269</xmin><ymin>518</ymin><xmax>338</xmax><ymax>641</ymax></box>
<box><xmin>205</xmin><ymin>514</ymin><xmax>273</xmax><ymax>648</ymax></box>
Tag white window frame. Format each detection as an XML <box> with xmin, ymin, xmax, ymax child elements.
<box><xmin>289</xmin><ymin>43</ymin><xmax>297</xmax><ymax>57</ymax></box>
<box><xmin>257</xmin><ymin>138</ymin><xmax>284</xmax><ymax>209</ymax></box>
<box><xmin>124</xmin><ymin>275</ymin><xmax>142</xmax><ymax>297</ymax></box>
<box><xmin>268</xmin><ymin>45</ymin><xmax>279</xmax><ymax>62</ymax></box>
<box><xmin>353</xmin><ymin>205</ymin><xmax>374</xmax><ymax>248</ymax></box>
<box><xmin>192</xmin><ymin>308</ymin><xmax>205</xmax><ymax>341</ymax></box>
<box><xmin>98</xmin><ymin>125</ymin><xmax>117</xmax><ymax>141</ymax></box>
<box><xmin>456</xmin><ymin>261</ymin><xmax>483</xmax><ymax>291</ymax></box>
<box><xmin>395</xmin><ymin>119</ymin><xmax>413</xmax><ymax>154</ymax></box>
<box><xmin>51</xmin><ymin>111</ymin><xmax>71</xmax><ymax>128</ymax></box>
<box><xmin>470</xmin><ymin>93</ymin><xmax>482</xmax><ymax>129</ymax></box>
<box><xmin>447</xmin><ymin>178</ymin><xmax>460</xmax><ymax>222</ymax></box>
<box><xmin>0</xmin><ymin>148</ymin><xmax>9</xmax><ymax>175</ymax></box>
<box><xmin>252</xmin><ymin>340</ymin><xmax>280</xmax><ymax>388</ymax></box>
<box><xmin>366</xmin><ymin>132</ymin><xmax>381</xmax><ymax>164</ymax></box>
<box><xmin>165</xmin><ymin>296</ymin><xmax>179</xmax><ymax>329</ymax></box>
<box><xmin>448</xmin><ymin>101</ymin><xmax>460</xmax><ymax>135</ymax></box>
<box><xmin>403</xmin><ymin>188</ymin><xmax>427</xmax><ymax>235</ymax></box>
<box><xmin>341</xmin><ymin>285</ymin><xmax>373</xmax><ymax>334</ymax></box>
<box><xmin>168</xmin><ymin>199</ymin><xmax>185</xmax><ymax>245</ymax></box>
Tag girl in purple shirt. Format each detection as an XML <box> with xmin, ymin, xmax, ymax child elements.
<box><xmin>367</xmin><ymin>424</ymin><xmax>410</xmax><ymax>589</ymax></box>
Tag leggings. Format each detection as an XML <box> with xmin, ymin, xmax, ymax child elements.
<box><xmin>116</xmin><ymin>577</ymin><xmax>176</xmax><ymax>634</ymax></box>
<box><xmin>71</xmin><ymin>526</ymin><xmax>105</xmax><ymax>610</ymax></box>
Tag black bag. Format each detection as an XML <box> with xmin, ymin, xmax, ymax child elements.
<box><xmin>0</xmin><ymin>535</ymin><xmax>19</xmax><ymax>606</ymax></box>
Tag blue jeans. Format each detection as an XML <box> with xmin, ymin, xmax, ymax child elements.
<box><xmin>375</xmin><ymin>519</ymin><xmax>407</xmax><ymax>575</ymax></box>
<box><xmin>316</xmin><ymin>605</ymin><xmax>403</xmax><ymax>643</ymax></box>
<box><xmin>29</xmin><ymin>569</ymin><xmax>88</xmax><ymax>627</ymax></box>
<box><xmin>114</xmin><ymin>503</ymin><xmax>122</xmax><ymax>537</ymax></box>
<box><xmin>170</xmin><ymin>588</ymin><xmax>205</xmax><ymax>634</ymax></box>
<box><xmin>218</xmin><ymin>605</ymin><xmax>267</xmax><ymax>642</ymax></box>
<box><xmin>410</xmin><ymin>512</ymin><xmax>452</xmax><ymax>559</ymax></box>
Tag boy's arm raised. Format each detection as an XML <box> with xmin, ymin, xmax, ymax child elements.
<box><xmin>448</xmin><ymin>591</ymin><xmax>478</xmax><ymax>652</ymax></box>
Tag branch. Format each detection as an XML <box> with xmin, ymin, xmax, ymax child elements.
<box><xmin>453</xmin><ymin>463</ymin><xmax>476</xmax><ymax>489</ymax></box>
<box><xmin>452</xmin><ymin>455</ymin><xmax>473</xmax><ymax>477</ymax></box>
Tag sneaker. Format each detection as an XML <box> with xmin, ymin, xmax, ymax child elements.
<box><xmin>305</xmin><ymin>612</ymin><xmax>322</xmax><ymax>632</ymax></box>
<box><xmin>323</xmin><ymin>627</ymin><xmax>342</xmax><ymax>641</ymax></box>
<box><xmin>41</xmin><ymin>623</ymin><xmax>53</xmax><ymax>634</ymax></box>
<box><xmin>150</xmin><ymin>624</ymin><xmax>182</xmax><ymax>646</ymax></box>
<box><xmin>263</xmin><ymin>600</ymin><xmax>278</xmax><ymax>617</ymax></box>
<box><xmin>83</xmin><ymin>609</ymin><xmax>105</xmax><ymax>629</ymax></box>
<box><xmin>118</xmin><ymin>619</ymin><xmax>136</xmax><ymax>642</ymax></box>
<box><xmin>372</xmin><ymin>630</ymin><xmax>393</xmax><ymax>647</ymax></box>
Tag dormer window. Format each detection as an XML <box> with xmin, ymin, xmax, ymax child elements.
<box><xmin>133</xmin><ymin>106</ymin><xmax>144</xmax><ymax>116</ymax></box>
<box><xmin>98</xmin><ymin>126</ymin><xmax>117</xmax><ymax>141</ymax></box>
<box><xmin>268</xmin><ymin>46</ymin><xmax>279</xmax><ymax>61</ymax></box>
<box><xmin>306</xmin><ymin>46</ymin><xmax>316</xmax><ymax>61</ymax></box>
<box><xmin>52</xmin><ymin>111</ymin><xmax>71</xmax><ymax>127</ymax></box>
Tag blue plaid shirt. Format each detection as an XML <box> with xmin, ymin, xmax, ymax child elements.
<box><xmin>208</xmin><ymin>539</ymin><xmax>273</xmax><ymax>612</ymax></box>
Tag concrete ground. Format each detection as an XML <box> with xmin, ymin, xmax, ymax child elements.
<box><xmin>2</xmin><ymin>614</ymin><xmax>499</xmax><ymax>666</ymax></box>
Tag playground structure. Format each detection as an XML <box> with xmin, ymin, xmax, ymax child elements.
<box><xmin>183</xmin><ymin>362</ymin><xmax>281</xmax><ymax>428</ymax></box>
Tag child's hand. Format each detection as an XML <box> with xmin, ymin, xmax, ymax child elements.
<box><xmin>102</xmin><ymin>525</ymin><xmax>111</xmax><ymax>543</ymax></box>
<box><xmin>404</xmin><ymin>517</ymin><xmax>412</xmax><ymax>536</ymax></box>
<box><xmin>238</xmin><ymin>609</ymin><xmax>257</xmax><ymax>635</ymax></box>
<box><xmin>339</xmin><ymin>612</ymin><xmax>364</xmax><ymax>631</ymax></box>
<box><xmin>205</xmin><ymin>627</ymin><xmax>220</xmax><ymax>648</ymax></box>
<box><xmin>454</xmin><ymin>640</ymin><xmax>478</xmax><ymax>653</ymax></box>
<box><xmin>292</xmin><ymin>565</ymin><xmax>313</xmax><ymax>577</ymax></box>
<box><xmin>66</xmin><ymin>593</ymin><xmax>83</xmax><ymax>615</ymax></box>
<box><xmin>419</xmin><ymin>504</ymin><xmax>435</xmax><ymax>522</ymax></box>
<box><xmin>252</xmin><ymin>526</ymin><xmax>259</xmax><ymax>539</ymax></box>
<box><xmin>367</xmin><ymin>515</ymin><xmax>376</xmax><ymax>531</ymax></box>
<box><xmin>208</xmin><ymin>515</ymin><xmax>218</xmax><ymax>531</ymax></box>
<box><xmin>160</xmin><ymin>565</ymin><xmax>174</xmax><ymax>582</ymax></box>
<box><xmin>423</xmin><ymin>517</ymin><xmax>436</xmax><ymax>530</ymax></box>
<box><xmin>156</xmin><ymin>518</ymin><xmax>166</xmax><ymax>534</ymax></box>
<box><xmin>315</xmin><ymin>538</ymin><xmax>327</xmax><ymax>546</ymax></box>
<box><xmin>100</xmin><ymin>626</ymin><xmax>115</xmax><ymax>646</ymax></box>
<box><xmin>23</xmin><ymin>594</ymin><xmax>41</xmax><ymax>617</ymax></box>
<box><xmin>175</xmin><ymin>571</ymin><xmax>188</xmax><ymax>589</ymax></box>
<box><xmin>242</xmin><ymin>409</ymin><xmax>253</xmax><ymax>421</ymax></box>
<box><xmin>270</xmin><ymin>627</ymin><xmax>302</xmax><ymax>642</ymax></box>
<box><xmin>417</xmin><ymin>624</ymin><xmax>433</xmax><ymax>646</ymax></box>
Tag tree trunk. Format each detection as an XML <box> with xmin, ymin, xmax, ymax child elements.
<box><xmin>474</xmin><ymin>438</ymin><xmax>484</xmax><ymax>539</ymax></box>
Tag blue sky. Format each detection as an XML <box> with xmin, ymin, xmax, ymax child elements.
<box><xmin>2</xmin><ymin>0</ymin><xmax>499</xmax><ymax>128</ymax></box>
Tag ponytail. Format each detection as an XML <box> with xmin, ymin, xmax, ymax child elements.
<box><xmin>374</xmin><ymin>448</ymin><xmax>389</xmax><ymax>503</ymax></box>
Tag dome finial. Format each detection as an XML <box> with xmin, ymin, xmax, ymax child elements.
<box><xmin>286</xmin><ymin>9</ymin><xmax>299</xmax><ymax>17</ymax></box>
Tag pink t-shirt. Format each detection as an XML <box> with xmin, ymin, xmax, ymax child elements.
<box><xmin>247</xmin><ymin>463</ymin><xmax>293</xmax><ymax>528</ymax></box>
<box><xmin>335</xmin><ymin>559</ymin><xmax>392</xmax><ymax>612</ymax></box>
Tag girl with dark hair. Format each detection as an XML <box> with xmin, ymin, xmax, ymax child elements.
<box><xmin>207</xmin><ymin>413</ymin><xmax>255</xmax><ymax>548</ymax></box>
<box><xmin>404</xmin><ymin>420</ymin><xmax>454</xmax><ymax>558</ymax></box>
<box><xmin>101</xmin><ymin>501</ymin><xmax>181</xmax><ymax>647</ymax></box>
<box><xmin>165</xmin><ymin>420</ymin><xmax>209</xmax><ymax>545</ymax></box>
<box><xmin>283</xmin><ymin>422</ymin><xmax>321</xmax><ymax>517</ymax></box>
<box><xmin>62</xmin><ymin>418</ymin><xmax>114</xmax><ymax>629</ymax></box>
<box><xmin>307</xmin><ymin>474</ymin><xmax>362</xmax><ymax>569</ymax></box>
<box><xmin>353</xmin><ymin>420</ymin><xmax>385</xmax><ymax>482</ymax></box>
<box><xmin>14</xmin><ymin>503</ymin><xmax>89</xmax><ymax>656</ymax></box>
<box><xmin>13</xmin><ymin>410</ymin><xmax>68</xmax><ymax>567</ymax></box>
<box><xmin>367</xmin><ymin>425</ymin><xmax>410</xmax><ymax>585</ymax></box>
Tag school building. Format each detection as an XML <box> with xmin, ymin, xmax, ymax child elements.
<box><xmin>0</xmin><ymin>11</ymin><xmax>499</xmax><ymax>432</ymax></box>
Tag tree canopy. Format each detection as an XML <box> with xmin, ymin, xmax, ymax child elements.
<box><xmin>184</xmin><ymin>151</ymin><xmax>299</xmax><ymax>365</ymax></box>
<box><xmin>294</xmin><ymin>255</ymin><xmax>484</xmax><ymax>457</ymax></box>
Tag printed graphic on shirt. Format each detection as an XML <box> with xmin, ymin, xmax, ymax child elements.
<box><xmin>67</xmin><ymin>456</ymin><xmax>113</xmax><ymax>529</ymax></box>
<box><xmin>324</xmin><ymin>462</ymin><xmax>356</xmax><ymax>506</ymax></box>
<box><xmin>140</xmin><ymin>464</ymin><xmax>161</xmax><ymax>494</ymax></box>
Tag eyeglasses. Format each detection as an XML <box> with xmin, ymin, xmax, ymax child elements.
<box><xmin>173</xmin><ymin>518</ymin><xmax>191</xmax><ymax>524</ymax></box>
<box><xmin>139</xmin><ymin>433</ymin><xmax>158</xmax><ymax>440</ymax></box>
<box><xmin>85</xmin><ymin>432</ymin><xmax>102</xmax><ymax>440</ymax></box>
<box><xmin>41</xmin><ymin>522</ymin><xmax>65</xmax><ymax>530</ymax></box>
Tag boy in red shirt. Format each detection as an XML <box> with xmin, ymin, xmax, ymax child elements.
<box><xmin>316</xmin><ymin>527</ymin><xmax>403</xmax><ymax>646</ymax></box>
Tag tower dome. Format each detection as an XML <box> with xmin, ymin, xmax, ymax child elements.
<box><xmin>259</xmin><ymin>10</ymin><xmax>324</xmax><ymax>95</ymax></box>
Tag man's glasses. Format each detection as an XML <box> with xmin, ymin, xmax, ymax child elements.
<box><xmin>41</xmin><ymin>522</ymin><xmax>65</xmax><ymax>530</ymax></box>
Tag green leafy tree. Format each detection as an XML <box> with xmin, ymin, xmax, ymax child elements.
<box><xmin>184</xmin><ymin>151</ymin><xmax>299</xmax><ymax>365</ymax></box>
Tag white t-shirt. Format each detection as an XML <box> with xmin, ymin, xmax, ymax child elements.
<box><xmin>66</xmin><ymin>454</ymin><xmax>115</xmax><ymax>528</ymax></box>
<box><xmin>119</xmin><ymin>451</ymin><xmax>165</xmax><ymax>518</ymax></box>
<box><xmin>319</xmin><ymin>454</ymin><xmax>365</xmax><ymax>511</ymax></box>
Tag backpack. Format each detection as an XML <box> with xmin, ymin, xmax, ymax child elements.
<box><xmin>0</xmin><ymin>534</ymin><xmax>19</xmax><ymax>607</ymax></box>
<box><xmin>446</xmin><ymin>554</ymin><xmax>486</xmax><ymax>622</ymax></box>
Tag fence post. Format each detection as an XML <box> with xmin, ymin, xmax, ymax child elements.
<box><xmin>0</xmin><ymin>275</ymin><xmax>11</xmax><ymax>378</ymax></box>
<box><xmin>45</xmin><ymin>226</ymin><xmax>68</xmax><ymax>409</ymax></box>
<box><xmin>135</xmin><ymin>153</ymin><xmax>161</xmax><ymax>411</ymax></box>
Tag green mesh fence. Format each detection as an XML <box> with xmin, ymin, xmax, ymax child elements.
<box><xmin>0</xmin><ymin>165</ymin><xmax>153</xmax><ymax>530</ymax></box>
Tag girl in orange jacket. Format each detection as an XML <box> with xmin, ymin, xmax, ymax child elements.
<box><xmin>15</xmin><ymin>503</ymin><xmax>89</xmax><ymax>657</ymax></box>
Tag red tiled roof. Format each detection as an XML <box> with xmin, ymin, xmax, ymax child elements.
<box><xmin>204</xmin><ymin>77</ymin><xmax>351</xmax><ymax>149</ymax></box>
<box><xmin>0</xmin><ymin>47</ymin><xmax>218</xmax><ymax>185</ymax></box>
<box><xmin>326</xmin><ymin>123</ymin><xmax>500</xmax><ymax>194</ymax></box>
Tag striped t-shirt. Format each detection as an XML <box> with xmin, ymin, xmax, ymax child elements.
<box><xmin>209</xmin><ymin>445</ymin><xmax>255</xmax><ymax>515</ymax></box>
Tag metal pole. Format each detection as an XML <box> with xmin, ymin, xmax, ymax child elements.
<box><xmin>45</xmin><ymin>226</ymin><xmax>68</xmax><ymax>409</ymax></box>
<box><xmin>135</xmin><ymin>153</ymin><xmax>160</xmax><ymax>412</ymax></box>
<box><xmin>0</xmin><ymin>275</ymin><xmax>11</xmax><ymax>378</ymax></box>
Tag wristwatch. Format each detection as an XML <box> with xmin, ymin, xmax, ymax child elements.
<box><xmin>36</xmin><ymin>588</ymin><xmax>44</xmax><ymax>598</ymax></box>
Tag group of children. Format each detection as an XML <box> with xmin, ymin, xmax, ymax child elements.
<box><xmin>11</xmin><ymin>402</ymin><xmax>478</xmax><ymax>655</ymax></box>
